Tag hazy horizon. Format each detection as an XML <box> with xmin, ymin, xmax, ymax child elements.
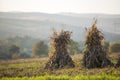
<box><xmin>0</xmin><ymin>0</ymin><xmax>120</xmax><ymax>14</ymax></box>
<box><xmin>1</xmin><ymin>11</ymin><xmax>120</xmax><ymax>15</ymax></box>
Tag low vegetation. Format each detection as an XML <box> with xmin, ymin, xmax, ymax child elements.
<box><xmin>109</xmin><ymin>41</ymin><xmax>120</xmax><ymax>53</ymax></box>
<box><xmin>32</xmin><ymin>41</ymin><xmax>48</xmax><ymax>57</ymax></box>
<box><xmin>0</xmin><ymin>54</ymin><xmax>120</xmax><ymax>79</ymax></box>
<box><xmin>1</xmin><ymin>74</ymin><xmax>120</xmax><ymax>80</ymax></box>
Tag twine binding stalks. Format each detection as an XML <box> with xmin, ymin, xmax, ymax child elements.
<box><xmin>45</xmin><ymin>29</ymin><xmax>75</xmax><ymax>70</ymax></box>
<box><xmin>83</xmin><ymin>20</ymin><xmax>112</xmax><ymax>68</ymax></box>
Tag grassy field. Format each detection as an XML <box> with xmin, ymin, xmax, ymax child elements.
<box><xmin>0</xmin><ymin>53</ymin><xmax>120</xmax><ymax>80</ymax></box>
<box><xmin>1</xmin><ymin>74</ymin><xmax>120</xmax><ymax>80</ymax></box>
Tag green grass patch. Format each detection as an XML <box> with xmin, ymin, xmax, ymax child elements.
<box><xmin>0</xmin><ymin>55</ymin><xmax>120</xmax><ymax>79</ymax></box>
<box><xmin>1</xmin><ymin>74</ymin><xmax>120</xmax><ymax>80</ymax></box>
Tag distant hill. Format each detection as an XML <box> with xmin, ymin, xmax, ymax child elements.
<box><xmin>0</xmin><ymin>12</ymin><xmax>120</xmax><ymax>42</ymax></box>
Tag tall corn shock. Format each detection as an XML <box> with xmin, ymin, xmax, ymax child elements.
<box><xmin>83</xmin><ymin>21</ymin><xmax>112</xmax><ymax>68</ymax></box>
<box><xmin>45</xmin><ymin>29</ymin><xmax>75</xmax><ymax>70</ymax></box>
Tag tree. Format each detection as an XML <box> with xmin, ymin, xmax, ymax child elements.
<box><xmin>45</xmin><ymin>29</ymin><xmax>75</xmax><ymax>70</ymax></box>
<box><xmin>70</xmin><ymin>40</ymin><xmax>80</xmax><ymax>55</ymax></box>
<box><xmin>109</xmin><ymin>42</ymin><xmax>120</xmax><ymax>53</ymax></box>
<box><xmin>9</xmin><ymin>45</ymin><xmax>20</xmax><ymax>59</ymax></box>
<box><xmin>83</xmin><ymin>21</ymin><xmax>112</xmax><ymax>68</ymax></box>
<box><xmin>32</xmin><ymin>41</ymin><xmax>48</xmax><ymax>57</ymax></box>
<box><xmin>103</xmin><ymin>41</ymin><xmax>110</xmax><ymax>52</ymax></box>
<box><xmin>19</xmin><ymin>52</ymin><xmax>31</xmax><ymax>58</ymax></box>
<box><xmin>0</xmin><ymin>45</ymin><xmax>11</xmax><ymax>59</ymax></box>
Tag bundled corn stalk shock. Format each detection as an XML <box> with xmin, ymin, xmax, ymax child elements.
<box><xmin>83</xmin><ymin>21</ymin><xmax>112</xmax><ymax>68</ymax></box>
<box><xmin>45</xmin><ymin>29</ymin><xmax>75</xmax><ymax>70</ymax></box>
<box><xmin>116</xmin><ymin>56</ymin><xmax>120</xmax><ymax>67</ymax></box>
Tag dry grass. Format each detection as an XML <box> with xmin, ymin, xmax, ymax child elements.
<box><xmin>0</xmin><ymin>53</ymin><xmax>120</xmax><ymax>78</ymax></box>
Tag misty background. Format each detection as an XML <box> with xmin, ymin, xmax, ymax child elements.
<box><xmin>0</xmin><ymin>0</ymin><xmax>120</xmax><ymax>59</ymax></box>
<box><xmin>0</xmin><ymin>12</ymin><xmax>120</xmax><ymax>41</ymax></box>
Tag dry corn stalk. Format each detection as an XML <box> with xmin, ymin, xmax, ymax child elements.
<box><xmin>116</xmin><ymin>56</ymin><xmax>120</xmax><ymax>67</ymax></box>
<box><xmin>83</xmin><ymin>20</ymin><xmax>112</xmax><ymax>68</ymax></box>
<box><xmin>45</xmin><ymin>29</ymin><xmax>75</xmax><ymax>70</ymax></box>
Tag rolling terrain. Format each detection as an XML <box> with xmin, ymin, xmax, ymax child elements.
<box><xmin>0</xmin><ymin>12</ymin><xmax>120</xmax><ymax>42</ymax></box>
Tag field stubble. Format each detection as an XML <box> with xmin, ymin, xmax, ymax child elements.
<box><xmin>0</xmin><ymin>53</ymin><xmax>120</xmax><ymax>79</ymax></box>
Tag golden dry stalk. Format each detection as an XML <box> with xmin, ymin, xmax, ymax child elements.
<box><xmin>116</xmin><ymin>56</ymin><xmax>120</xmax><ymax>67</ymax></box>
<box><xmin>45</xmin><ymin>29</ymin><xmax>75</xmax><ymax>70</ymax></box>
<box><xmin>83</xmin><ymin>21</ymin><xmax>112</xmax><ymax>68</ymax></box>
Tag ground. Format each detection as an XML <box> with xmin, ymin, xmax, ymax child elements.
<box><xmin>0</xmin><ymin>53</ymin><xmax>120</xmax><ymax>80</ymax></box>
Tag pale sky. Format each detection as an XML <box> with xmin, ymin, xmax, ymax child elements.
<box><xmin>0</xmin><ymin>0</ymin><xmax>120</xmax><ymax>14</ymax></box>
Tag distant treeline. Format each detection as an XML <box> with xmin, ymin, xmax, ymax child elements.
<box><xmin>0</xmin><ymin>36</ymin><xmax>119</xmax><ymax>60</ymax></box>
<box><xmin>0</xmin><ymin>36</ymin><xmax>39</xmax><ymax>59</ymax></box>
<box><xmin>0</xmin><ymin>36</ymin><xmax>80</xmax><ymax>59</ymax></box>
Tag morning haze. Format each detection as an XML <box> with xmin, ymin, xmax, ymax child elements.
<box><xmin>0</xmin><ymin>0</ymin><xmax>120</xmax><ymax>14</ymax></box>
<box><xmin>0</xmin><ymin>1</ymin><xmax>120</xmax><ymax>79</ymax></box>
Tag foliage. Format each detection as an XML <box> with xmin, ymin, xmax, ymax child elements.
<box><xmin>109</xmin><ymin>41</ymin><xmax>120</xmax><ymax>52</ymax></box>
<box><xmin>32</xmin><ymin>41</ymin><xmax>48</xmax><ymax>57</ymax></box>
<box><xmin>0</xmin><ymin>36</ymin><xmax>48</xmax><ymax>59</ymax></box>
<box><xmin>70</xmin><ymin>40</ymin><xmax>80</xmax><ymax>55</ymax></box>
<box><xmin>8</xmin><ymin>44</ymin><xmax>20</xmax><ymax>59</ymax></box>
<box><xmin>0</xmin><ymin>54</ymin><xmax>120</xmax><ymax>79</ymax></box>
<box><xmin>103</xmin><ymin>41</ymin><xmax>110</xmax><ymax>52</ymax></box>
<box><xmin>0</xmin><ymin>45</ymin><xmax>11</xmax><ymax>59</ymax></box>
<box><xmin>9</xmin><ymin>45</ymin><xmax>20</xmax><ymax>54</ymax></box>
<box><xmin>19</xmin><ymin>52</ymin><xmax>31</xmax><ymax>58</ymax></box>
<box><xmin>0</xmin><ymin>36</ymin><xmax>39</xmax><ymax>54</ymax></box>
<box><xmin>1</xmin><ymin>74</ymin><xmax>120</xmax><ymax>80</ymax></box>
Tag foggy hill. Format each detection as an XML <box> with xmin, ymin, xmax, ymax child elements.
<box><xmin>0</xmin><ymin>12</ymin><xmax>120</xmax><ymax>42</ymax></box>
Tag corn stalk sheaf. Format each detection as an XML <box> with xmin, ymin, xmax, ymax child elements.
<box><xmin>83</xmin><ymin>20</ymin><xmax>113</xmax><ymax>68</ymax></box>
<box><xmin>45</xmin><ymin>29</ymin><xmax>75</xmax><ymax>70</ymax></box>
<box><xmin>116</xmin><ymin>56</ymin><xmax>120</xmax><ymax>67</ymax></box>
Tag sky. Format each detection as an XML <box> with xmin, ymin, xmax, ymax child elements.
<box><xmin>0</xmin><ymin>0</ymin><xmax>120</xmax><ymax>14</ymax></box>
